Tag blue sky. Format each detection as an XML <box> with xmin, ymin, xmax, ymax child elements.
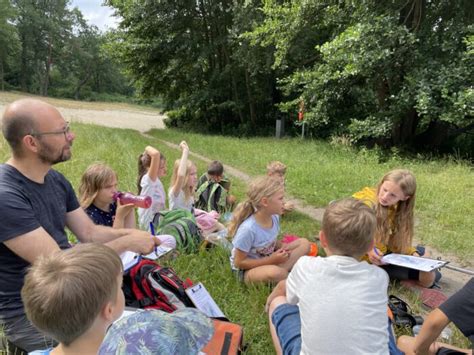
<box><xmin>70</xmin><ymin>0</ymin><xmax>119</xmax><ymax>32</ymax></box>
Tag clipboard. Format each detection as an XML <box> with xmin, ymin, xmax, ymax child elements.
<box><xmin>185</xmin><ymin>282</ymin><xmax>225</xmax><ymax>318</ymax></box>
<box><xmin>381</xmin><ymin>253</ymin><xmax>449</xmax><ymax>272</ymax></box>
<box><xmin>120</xmin><ymin>246</ymin><xmax>174</xmax><ymax>272</ymax></box>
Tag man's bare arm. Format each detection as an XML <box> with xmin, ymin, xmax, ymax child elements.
<box><xmin>3</xmin><ymin>228</ymin><xmax>60</xmax><ymax>264</ymax></box>
<box><xmin>66</xmin><ymin>207</ymin><xmax>158</xmax><ymax>254</ymax></box>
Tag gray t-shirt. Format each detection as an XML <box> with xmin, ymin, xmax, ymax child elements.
<box><xmin>0</xmin><ymin>164</ymin><xmax>79</xmax><ymax>320</ymax></box>
<box><xmin>230</xmin><ymin>214</ymin><xmax>279</xmax><ymax>270</ymax></box>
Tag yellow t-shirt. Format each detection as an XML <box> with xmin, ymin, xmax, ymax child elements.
<box><xmin>352</xmin><ymin>187</ymin><xmax>416</xmax><ymax>261</ymax></box>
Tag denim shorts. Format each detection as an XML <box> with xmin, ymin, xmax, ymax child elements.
<box><xmin>271</xmin><ymin>304</ymin><xmax>301</xmax><ymax>355</ymax></box>
<box><xmin>232</xmin><ymin>269</ymin><xmax>246</xmax><ymax>282</ymax></box>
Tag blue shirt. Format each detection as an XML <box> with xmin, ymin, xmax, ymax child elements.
<box><xmin>85</xmin><ymin>202</ymin><xmax>117</xmax><ymax>227</ymax></box>
<box><xmin>230</xmin><ymin>214</ymin><xmax>280</xmax><ymax>270</ymax></box>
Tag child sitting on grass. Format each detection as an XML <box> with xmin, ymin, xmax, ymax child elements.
<box><xmin>79</xmin><ymin>163</ymin><xmax>135</xmax><ymax>229</ymax></box>
<box><xmin>266</xmin><ymin>198</ymin><xmax>390</xmax><ymax>355</ymax></box>
<box><xmin>22</xmin><ymin>243</ymin><xmax>125</xmax><ymax>355</ymax></box>
<box><xmin>353</xmin><ymin>169</ymin><xmax>440</xmax><ymax>288</ymax></box>
<box><xmin>137</xmin><ymin>145</ymin><xmax>168</xmax><ymax>230</ymax></box>
<box><xmin>169</xmin><ymin>141</ymin><xmax>224</xmax><ymax>235</ymax></box>
<box><xmin>266</xmin><ymin>161</ymin><xmax>294</xmax><ymax>213</ymax></box>
<box><xmin>229</xmin><ymin>176</ymin><xmax>310</xmax><ymax>284</ymax></box>
<box><xmin>196</xmin><ymin>160</ymin><xmax>236</xmax><ymax>212</ymax></box>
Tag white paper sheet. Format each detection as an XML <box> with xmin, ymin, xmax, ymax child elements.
<box><xmin>185</xmin><ymin>282</ymin><xmax>225</xmax><ymax>318</ymax></box>
<box><xmin>121</xmin><ymin>251</ymin><xmax>141</xmax><ymax>271</ymax></box>
<box><xmin>121</xmin><ymin>246</ymin><xmax>174</xmax><ymax>272</ymax></box>
<box><xmin>381</xmin><ymin>253</ymin><xmax>448</xmax><ymax>272</ymax></box>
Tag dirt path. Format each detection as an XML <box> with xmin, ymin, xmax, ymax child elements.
<box><xmin>1</xmin><ymin>94</ymin><xmax>471</xmax><ymax>296</ymax></box>
<box><xmin>0</xmin><ymin>93</ymin><xmax>166</xmax><ymax>133</ymax></box>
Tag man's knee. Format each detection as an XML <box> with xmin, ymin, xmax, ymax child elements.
<box><xmin>3</xmin><ymin>314</ymin><xmax>56</xmax><ymax>353</ymax></box>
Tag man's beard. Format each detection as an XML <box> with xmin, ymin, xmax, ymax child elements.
<box><xmin>37</xmin><ymin>141</ymin><xmax>72</xmax><ymax>165</ymax></box>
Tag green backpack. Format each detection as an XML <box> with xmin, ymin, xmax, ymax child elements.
<box><xmin>195</xmin><ymin>180</ymin><xmax>227</xmax><ymax>213</ymax></box>
<box><xmin>152</xmin><ymin>209</ymin><xmax>202</xmax><ymax>253</ymax></box>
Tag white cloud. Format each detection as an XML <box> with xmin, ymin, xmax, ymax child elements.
<box><xmin>70</xmin><ymin>0</ymin><xmax>120</xmax><ymax>32</ymax></box>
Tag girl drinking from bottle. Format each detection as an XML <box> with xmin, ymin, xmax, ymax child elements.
<box><xmin>79</xmin><ymin>163</ymin><xmax>135</xmax><ymax>228</ymax></box>
<box><xmin>353</xmin><ymin>169</ymin><xmax>440</xmax><ymax>288</ymax></box>
<box><xmin>137</xmin><ymin>145</ymin><xmax>167</xmax><ymax>230</ymax></box>
<box><xmin>80</xmin><ymin>163</ymin><xmax>176</xmax><ymax>249</ymax></box>
<box><xmin>229</xmin><ymin>176</ymin><xmax>310</xmax><ymax>284</ymax></box>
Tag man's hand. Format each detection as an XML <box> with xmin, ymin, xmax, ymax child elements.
<box><xmin>123</xmin><ymin>230</ymin><xmax>161</xmax><ymax>255</ymax></box>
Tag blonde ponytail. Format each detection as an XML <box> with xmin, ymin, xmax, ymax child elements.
<box><xmin>228</xmin><ymin>176</ymin><xmax>284</xmax><ymax>238</ymax></box>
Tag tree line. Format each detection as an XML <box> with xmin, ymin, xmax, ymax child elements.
<box><xmin>107</xmin><ymin>0</ymin><xmax>473</xmax><ymax>155</ymax></box>
<box><xmin>0</xmin><ymin>0</ymin><xmax>132</xmax><ymax>101</ymax></box>
<box><xmin>1</xmin><ymin>0</ymin><xmax>472</xmax><ymax>155</ymax></box>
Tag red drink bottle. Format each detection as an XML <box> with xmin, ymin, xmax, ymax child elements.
<box><xmin>113</xmin><ymin>192</ymin><xmax>152</xmax><ymax>209</ymax></box>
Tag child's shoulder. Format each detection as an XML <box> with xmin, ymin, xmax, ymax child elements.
<box><xmin>352</xmin><ymin>187</ymin><xmax>377</xmax><ymax>207</ymax></box>
<box><xmin>239</xmin><ymin>215</ymin><xmax>257</xmax><ymax>229</ymax></box>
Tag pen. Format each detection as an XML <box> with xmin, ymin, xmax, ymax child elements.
<box><xmin>373</xmin><ymin>247</ymin><xmax>379</xmax><ymax>256</ymax></box>
<box><xmin>149</xmin><ymin>222</ymin><xmax>157</xmax><ymax>254</ymax></box>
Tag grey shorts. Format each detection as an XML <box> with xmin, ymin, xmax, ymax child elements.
<box><xmin>232</xmin><ymin>269</ymin><xmax>246</xmax><ymax>282</ymax></box>
<box><xmin>1</xmin><ymin>313</ymin><xmax>57</xmax><ymax>353</ymax></box>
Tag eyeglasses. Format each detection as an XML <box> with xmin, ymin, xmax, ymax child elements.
<box><xmin>30</xmin><ymin>122</ymin><xmax>71</xmax><ymax>138</ymax></box>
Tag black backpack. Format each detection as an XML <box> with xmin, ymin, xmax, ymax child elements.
<box><xmin>195</xmin><ymin>180</ymin><xmax>227</xmax><ymax>213</ymax></box>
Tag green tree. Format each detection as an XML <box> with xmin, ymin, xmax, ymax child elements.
<box><xmin>250</xmin><ymin>0</ymin><xmax>474</xmax><ymax>150</ymax></box>
<box><xmin>0</xmin><ymin>0</ymin><xmax>20</xmax><ymax>91</ymax></box>
<box><xmin>107</xmin><ymin>0</ymin><xmax>278</xmax><ymax>134</ymax></box>
<box><xmin>11</xmin><ymin>0</ymin><xmax>73</xmax><ymax>95</ymax></box>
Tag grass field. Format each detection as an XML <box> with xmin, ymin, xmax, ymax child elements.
<box><xmin>0</xmin><ymin>118</ymin><xmax>472</xmax><ymax>353</ymax></box>
<box><xmin>152</xmin><ymin>129</ymin><xmax>474</xmax><ymax>264</ymax></box>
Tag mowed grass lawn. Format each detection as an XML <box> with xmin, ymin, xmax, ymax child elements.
<box><xmin>0</xmin><ymin>121</ymin><xmax>472</xmax><ymax>353</ymax></box>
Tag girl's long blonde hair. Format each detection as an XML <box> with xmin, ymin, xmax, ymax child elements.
<box><xmin>170</xmin><ymin>158</ymin><xmax>195</xmax><ymax>202</ymax></box>
<box><xmin>375</xmin><ymin>169</ymin><xmax>416</xmax><ymax>253</ymax></box>
<box><xmin>79</xmin><ymin>163</ymin><xmax>117</xmax><ymax>208</ymax></box>
<box><xmin>228</xmin><ymin>176</ymin><xmax>284</xmax><ymax>238</ymax></box>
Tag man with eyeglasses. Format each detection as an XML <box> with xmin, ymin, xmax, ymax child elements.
<box><xmin>0</xmin><ymin>98</ymin><xmax>161</xmax><ymax>352</ymax></box>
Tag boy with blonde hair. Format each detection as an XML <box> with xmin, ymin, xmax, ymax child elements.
<box><xmin>266</xmin><ymin>161</ymin><xmax>294</xmax><ymax>212</ymax></box>
<box><xmin>22</xmin><ymin>243</ymin><xmax>124</xmax><ymax>354</ymax></box>
<box><xmin>267</xmin><ymin>161</ymin><xmax>287</xmax><ymax>180</ymax></box>
<box><xmin>266</xmin><ymin>198</ymin><xmax>390</xmax><ymax>355</ymax></box>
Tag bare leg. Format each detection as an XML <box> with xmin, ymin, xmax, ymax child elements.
<box><xmin>419</xmin><ymin>270</ymin><xmax>436</xmax><ymax>288</ymax></box>
<box><xmin>280</xmin><ymin>238</ymin><xmax>310</xmax><ymax>271</ymax></box>
<box><xmin>244</xmin><ymin>265</ymin><xmax>288</xmax><ymax>284</ymax></box>
<box><xmin>268</xmin><ymin>296</ymin><xmax>288</xmax><ymax>355</ymax></box>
